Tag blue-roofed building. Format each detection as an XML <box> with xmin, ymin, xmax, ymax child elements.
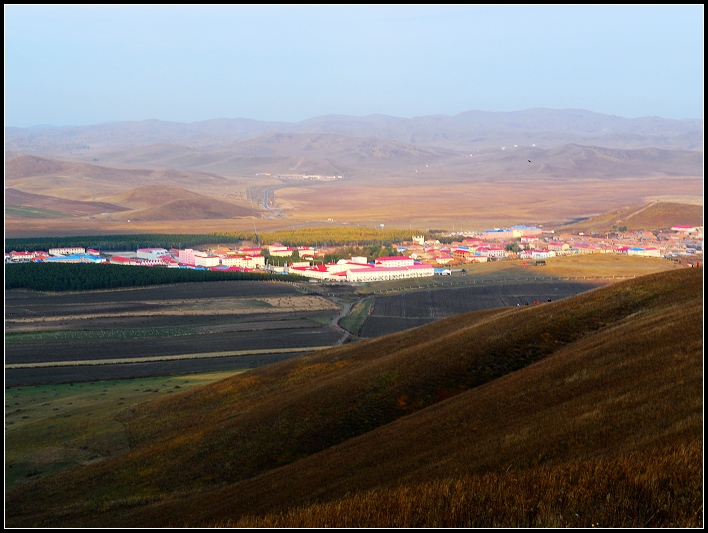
<box><xmin>41</xmin><ymin>254</ymin><xmax>106</xmax><ymax>264</ymax></box>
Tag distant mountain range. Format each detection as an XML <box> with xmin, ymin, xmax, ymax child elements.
<box><xmin>5</xmin><ymin>108</ymin><xmax>703</xmax><ymax>177</ymax></box>
<box><xmin>4</xmin><ymin>108</ymin><xmax>702</xmax><ymax>237</ymax></box>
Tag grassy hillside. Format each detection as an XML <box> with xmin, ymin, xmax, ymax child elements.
<box><xmin>5</xmin><ymin>267</ymin><xmax>703</xmax><ymax>527</ymax></box>
<box><xmin>556</xmin><ymin>201</ymin><xmax>703</xmax><ymax>233</ymax></box>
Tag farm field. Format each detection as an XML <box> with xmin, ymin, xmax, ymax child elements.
<box><xmin>358</xmin><ymin>280</ymin><xmax>604</xmax><ymax>337</ymax></box>
<box><xmin>4</xmin><ymin>255</ymin><xmax>687</xmax><ymax>385</ymax></box>
<box><xmin>5</xmin><ymin>281</ymin><xmax>343</xmax><ymax>386</ymax></box>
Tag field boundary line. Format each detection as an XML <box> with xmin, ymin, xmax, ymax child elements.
<box><xmin>5</xmin><ymin>346</ymin><xmax>332</xmax><ymax>369</ymax></box>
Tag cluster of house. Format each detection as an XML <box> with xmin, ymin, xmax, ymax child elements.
<box><xmin>408</xmin><ymin>225</ymin><xmax>703</xmax><ymax>265</ymax></box>
<box><xmin>5</xmin><ymin>224</ymin><xmax>702</xmax><ymax>282</ymax></box>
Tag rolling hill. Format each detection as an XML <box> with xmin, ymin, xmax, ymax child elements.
<box><xmin>4</xmin><ymin>266</ymin><xmax>702</xmax><ymax>527</ymax></box>
<box><xmin>4</xmin><ymin>109</ymin><xmax>702</xmax><ymax>237</ymax></box>
<box><xmin>4</xmin><ymin>188</ymin><xmax>130</xmax><ymax>217</ymax></box>
<box><xmin>99</xmin><ymin>185</ymin><xmax>256</xmax><ymax>220</ymax></box>
<box><xmin>556</xmin><ymin>201</ymin><xmax>704</xmax><ymax>233</ymax></box>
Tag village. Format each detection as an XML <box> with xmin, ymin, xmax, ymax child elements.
<box><xmin>5</xmin><ymin>223</ymin><xmax>703</xmax><ymax>283</ymax></box>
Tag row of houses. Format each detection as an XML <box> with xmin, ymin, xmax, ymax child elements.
<box><xmin>6</xmin><ymin>224</ymin><xmax>702</xmax><ymax>281</ymax></box>
<box><xmin>288</xmin><ymin>256</ymin><xmax>436</xmax><ymax>282</ymax></box>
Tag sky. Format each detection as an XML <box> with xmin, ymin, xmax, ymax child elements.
<box><xmin>4</xmin><ymin>4</ymin><xmax>704</xmax><ymax>128</ymax></box>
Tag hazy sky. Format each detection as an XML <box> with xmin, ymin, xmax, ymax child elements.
<box><xmin>4</xmin><ymin>4</ymin><xmax>704</xmax><ymax>127</ymax></box>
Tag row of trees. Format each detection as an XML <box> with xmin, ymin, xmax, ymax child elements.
<box><xmin>250</xmin><ymin>227</ymin><xmax>429</xmax><ymax>248</ymax></box>
<box><xmin>5</xmin><ymin>263</ymin><xmax>299</xmax><ymax>292</ymax></box>
<box><xmin>5</xmin><ymin>227</ymin><xmax>431</xmax><ymax>254</ymax></box>
<box><xmin>4</xmin><ymin>234</ymin><xmax>246</xmax><ymax>254</ymax></box>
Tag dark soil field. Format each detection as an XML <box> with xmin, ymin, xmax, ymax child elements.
<box><xmin>5</xmin><ymin>352</ymin><xmax>306</xmax><ymax>387</ymax></box>
<box><xmin>0</xmin><ymin>272</ymin><xmax>658</xmax><ymax>385</ymax></box>
<box><xmin>5</xmin><ymin>280</ymin><xmax>344</xmax><ymax>386</ymax></box>
<box><xmin>358</xmin><ymin>280</ymin><xmax>604</xmax><ymax>337</ymax></box>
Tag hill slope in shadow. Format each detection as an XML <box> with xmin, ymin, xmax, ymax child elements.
<box><xmin>5</xmin><ymin>267</ymin><xmax>703</xmax><ymax>527</ymax></box>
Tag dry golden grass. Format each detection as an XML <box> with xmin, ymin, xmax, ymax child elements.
<box><xmin>557</xmin><ymin>201</ymin><xmax>704</xmax><ymax>233</ymax></box>
<box><xmin>227</xmin><ymin>444</ymin><xmax>702</xmax><ymax>528</ymax></box>
<box><xmin>4</xmin><ymin>267</ymin><xmax>702</xmax><ymax>528</ymax></box>
<box><xmin>275</xmin><ymin>176</ymin><xmax>703</xmax><ymax>229</ymax></box>
<box><xmin>5</xmin><ymin>159</ymin><xmax>703</xmax><ymax>236</ymax></box>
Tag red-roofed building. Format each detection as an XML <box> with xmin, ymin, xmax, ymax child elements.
<box><xmin>109</xmin><ymin>256</ymin><xmax>138</xmax><ymax>265</ymax></box>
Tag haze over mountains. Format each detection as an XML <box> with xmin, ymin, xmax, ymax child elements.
<box><xmin>6</xmin><ymin>109</ymin><xmax>702</xmax><ymax>175</ymax></box>
<box><xmin>5</xmin><ymin>108</ymin><xmax>703</xmax><ymax>236</ymax></box>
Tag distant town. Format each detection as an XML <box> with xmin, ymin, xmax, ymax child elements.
<box><xmin>5</xmin><ymin>224</ymin><xmax>703</xmax><ymax>283</ymax></box>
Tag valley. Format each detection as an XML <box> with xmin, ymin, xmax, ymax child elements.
<box><xmin>4</xmin><ymin>109</ymin><xmax>703</xmax><ymax>527</ymax></box>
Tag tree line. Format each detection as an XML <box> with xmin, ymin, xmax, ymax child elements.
<box><xmin>6</xmin><ymin>227</ymin><xmax>431</xmax><ymax>254</ymax></box>
<box><xmin>4</xmin><ymin>263</ymin><xmax>301</xmax><ymax>292</ymax></box>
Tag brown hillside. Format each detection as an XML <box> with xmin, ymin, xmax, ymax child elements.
<box><xmin>4</xmin><ymin>188</ymin><xmax>130</xmax><ymax>217</ymax></box>
<box><xmin>5</xmin><ymin>153</ymin><xmax>149</xmax><ymax>182</ymax></box>
<box><xmin>5</xmin><ymin>154</ymin><xmax>232</xmax><ymax>199</ymax></box>
<box><xmin>557</xmin><ymin>201</ymin><xmax>704</xmax><ymax>233</ymax></box>
<box><xmin>109</xmin><ymin>197</ymin><xmax>255</xmax><ymax>221</ymax></box>
<box><xmin>100</xmin><ymin>185</ymin><xmax>204</xmax><ymax>210</ymax></box>
<box><xmin>5</xmin><ymin>267</ymin><xmax>702</xmax><ymax>528</ymax></box>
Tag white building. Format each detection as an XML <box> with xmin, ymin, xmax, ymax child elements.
<box><xmin>137</xmin><ymin>248</ymin><xmax>170</xmax><ymax>260</ymax></box>
<box><xmin>194</xmin><ymin>251</ymin><xmax>220</xmax><ymax>268</ymax></box>
<box><xmin>627</xmin><ymin>247</ymin><xmax>662</xmax><ymax>258</ymax></box>
<box><xmin>375</xmin><ymin>256</ymin><xmax>415</xmax><ymax>268</ymax></box>
<box><xmin>346</xmin><ymin>264</ymin><xmax>435</xmax><ymax>282</ymax></box>
<box><xmin>49</xmin><ymin>247</ymin><xmax>85</xmax><ymax>256</ymax></box>
<box><xmin>220</xmin><ymin>254</ymin><xmax>265</xmax><ymax>269</ymax></box>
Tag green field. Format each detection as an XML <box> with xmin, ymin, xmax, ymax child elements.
<box><xmin>338</xmin><ymin>297</ymin><xmax>374</xmax><ymax>335</ymax></box>
<box><xmin>4</xmin><ymin>371</ymin><xmax>244</xmax><ymax>493</ymax></box>
<box><xmin>5</xmin><ymin>206</ymin><xmax>71</xmax><ymax>218</ymax></box>
<box><xmin>5</xmin><ymin>326</ymin><xmax>198</xmax><ymax>345</ymax></box>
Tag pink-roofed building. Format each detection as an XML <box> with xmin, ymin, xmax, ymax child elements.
<box><xmin>161</xmin><ymin>255</ymin><xmax>180</xmax><ymax>267</ymax></box>
<box><xmin>220</xmin><ymin>254</ymin><xmax>265</xmax><ymax>269</ymax></box>
<box><xmin>477</xmin><ymin>247</ymin><xmax>507</xmax><ymax>259</ymax></box>
<box><xmin>434</xmin><ymin>255</ymin><xmax>454</xmax><ymax>265</ymax></box>
<box><xmin>671</xmin><ymin>225</ymin><xmax>698</xmax><ymax>233</ymax></box>
<box><xmin>289</xmin><ymin>264</ymin><xmax>336</xmax><ymax>280</ymax></box>
<box><xmin>627</xmin><ymin>247</ymin><xmax>662</xmax><ymax>258</ymax></box>
<box><xmin>210</xmin><ymin>265</ymin><xmax>250</xmax><ymax>273</ymax></box>
<box><xmin>178</xmin><ymin>248</ymin><xmax>197</xmax><ymax>266</ymax></box>
<box><xmin>238</xmin><ymin>247</ymin><xmax>263</xmax><ymax>255</ymax></box>
<box><xmin>269</xmin><ymin>247</ymin><xmax>297</xmax><ymax>257</ymax></box>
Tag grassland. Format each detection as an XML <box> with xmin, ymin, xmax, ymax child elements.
<box><xmin>337</xmin><ymin>297</ymin><xmax>373</xmax><ymax>335</ymax></box>
<box><xmin>556</xmin><ymin>201</ymin><xmax>704</xmax><ymax>233</ymax></box>
<box><xmin>4</xmin><ymin>266</ymin><xmax>702</xmax><ymax>527</ymax></box>
<box><xmin>5</xmin><ymin>372</ymin><xmax>241</xmax><ymax>493</ymax></box>
<box><xmin>358</xmin><ymin>254</ymin><xmax>680</xmax><ymax>295</ymax></box>
<box><xmin>5</xmin><ymin>206</ymin><xmax>72</xmax><ymax>218</ymax></box>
